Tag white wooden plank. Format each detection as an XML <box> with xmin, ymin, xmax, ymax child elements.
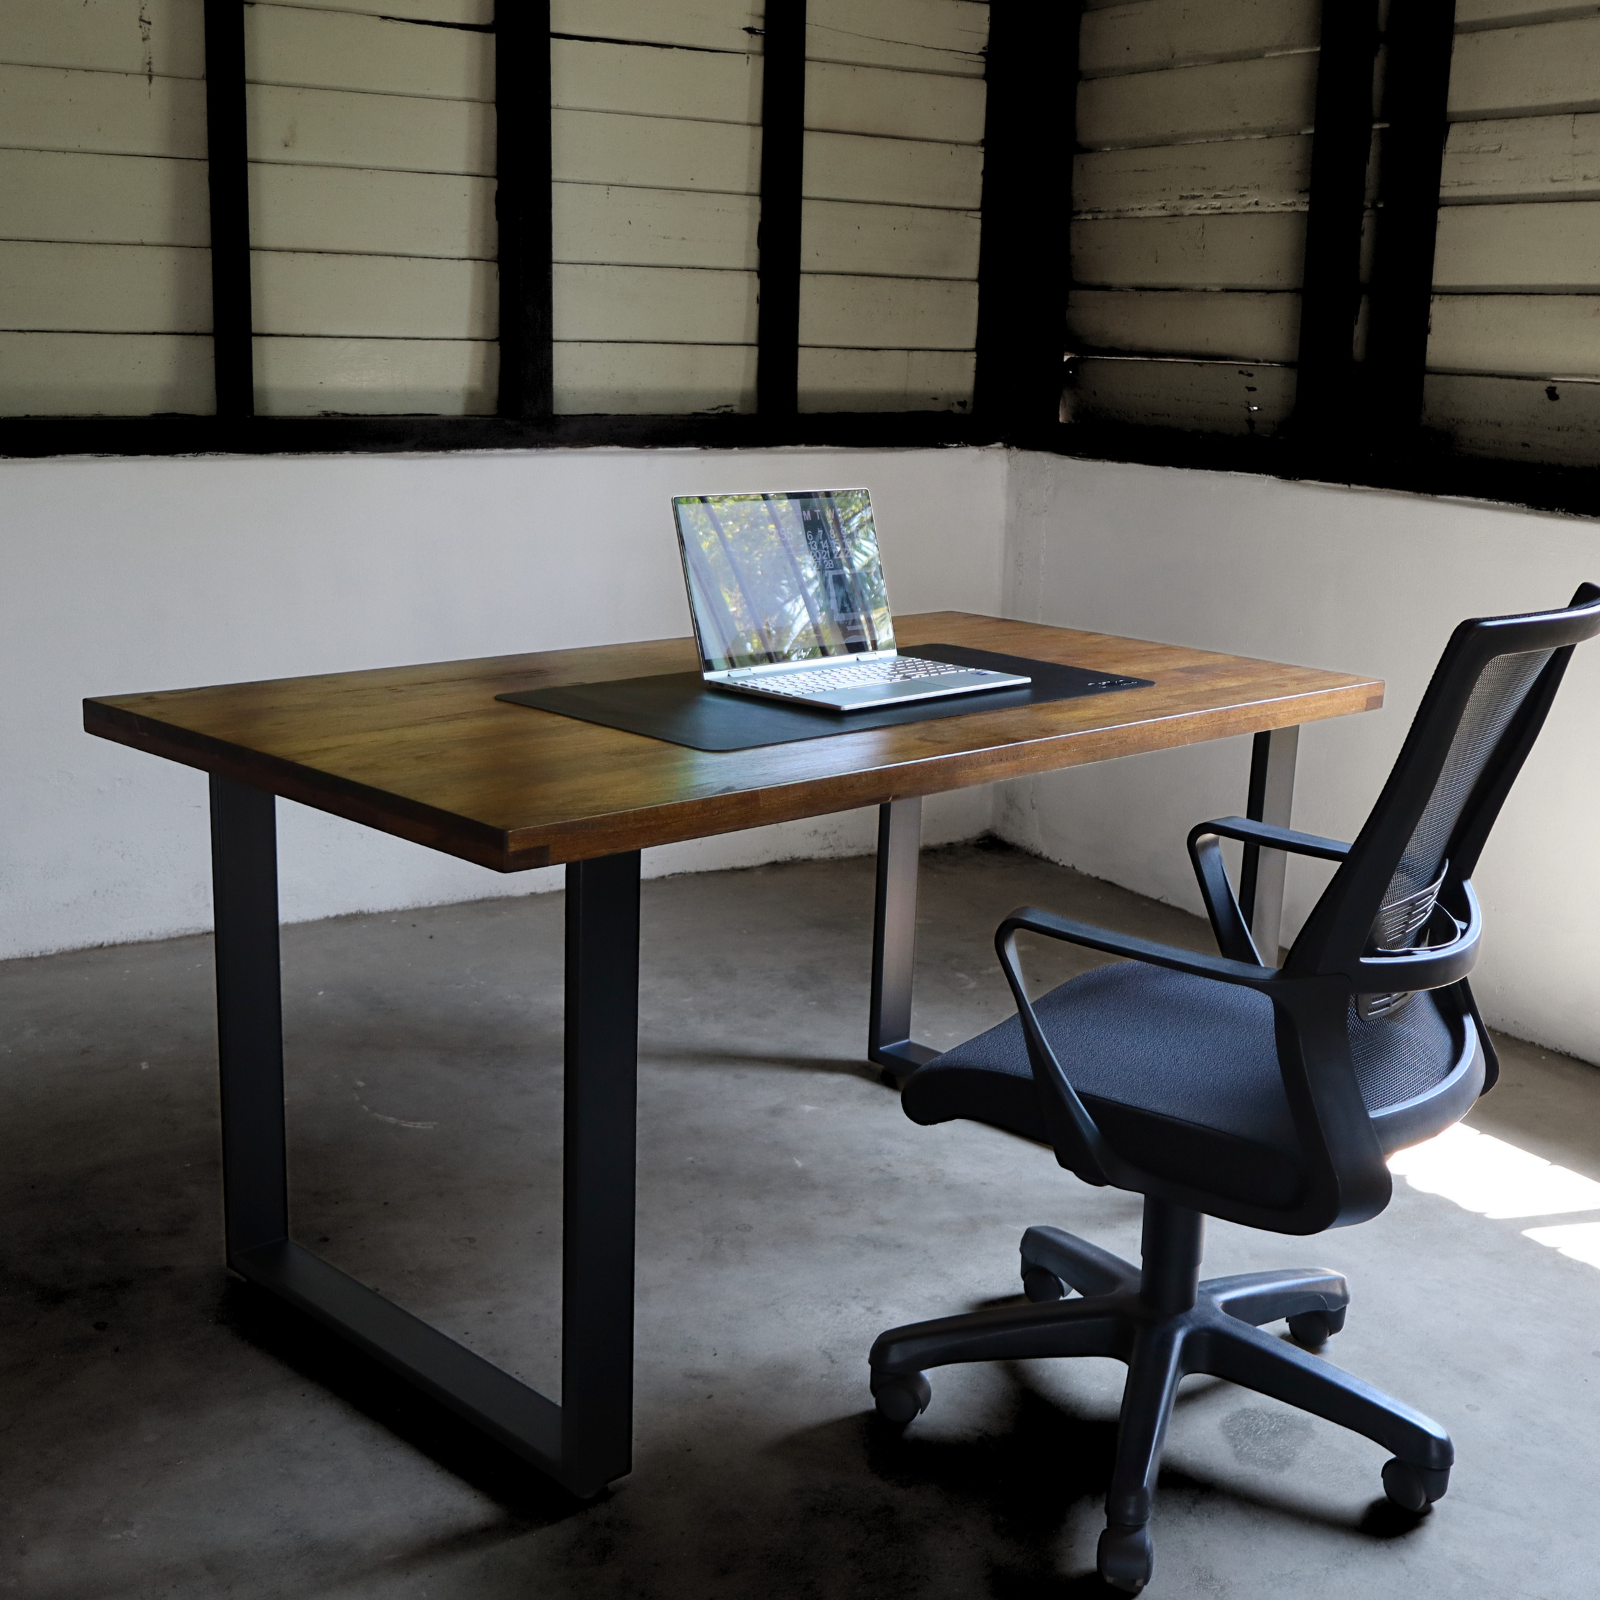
<box><xmin>0</xmin><ymin>330</ymin><xmax>211</xmax><ymax>414</ymax></box>
<box><xmin>0</xmin><ymin>0</ymin><xmax>204</xmax><ymax>78</ymax></box>
<box><xmin>260</xmin><ymin>0</ymin><xmax>493</xmax><ymax>24</ymax></box>
<box><xmin>253</xmin><ymin>335</ymin><xmax>496</xmax><ymax>415</ymax></box>
<box><xmin>1455</xmin><ymin>2</ymin><xmax>1600</xmax><ymax>32</ymax></box>
<box><xmin>1427</xmin><ymin>292</ymin><xmax>1600</xmax><ymax>375</ymax></box>
<box><xmin>1067</xmin><ymin>355</ymin><xmax>1296</xmax><ymax>433</ymax></box>
<box><xmin>0</xmin><ymin>149</ymin><xmax>207</xmax><ymax>246</ymax></box>
<box><xmin>246</xmin><ymin>83</ymin><xmax>494</xmax><ymax>176</ymax></box>
<box><xmin>552</xmin><ymin>38</ymin><xmax>761</xmax><ymax>124</ymax></box>
<box><xmin>552</xmin><ymin>342</ymin><xmax>757</xmax><ymax>413</ymax></box>
<box><xmin>553</xmin><ymin>110</ymin><xmax>761</xmax><ymax>194</ymax></box>
<box><xmin>0</xmin><ymin>240</ymin><xmax>209</xmax><ymax>331</ymax></box>
<box><xmin>1449</xmin><ymin>17</ymin><xmax>1600</xmax><ymax>120</ymax></box>
<box><xmin>0</xmin><ymin>64</ymin><xmax>207</xmax><ymax>159</ymax></box>
<box><xmin>806</xmin><ymin>0</ymin><xmax>988</xmax><ymax>77</ymax></box>
<box><xmin>797</xmin><ymin>347</ymin><xmax>975</xmax><ymax>412</ymax></box>
<box><xmin>1441</xmin><ymin>113</ymin><xmax>1600</xmax><ymax>202</ymax></box>
<box><xmin>1081</xmin><ymin>0</ymin><xmax>1319</xmax><ymax>78</ymax></box>
<box><xmin>251</xmin><ymin>251</ymin><xmax>494</xmax><ymax>338</ymax></box>
<box><xmin>1434</xmin><ymin>200</ymin><xmax>1600</xmax><ymax>288</ymax></box>
<box><xmin>1422</xmin><ymin>370</ymin><xmax>1600</xmax><ymax>464</ymax></box>
<box><xmin>1078</xmin><ymin>53</ymin><xmax>1319</xmax><ymax>150</ymax></box>
<box><xmin>1072</xmin><ymin>212</ymin><xmax>1308</xmax><ymax>290</ymax></box>
<box><xmin>804</xmin><ymin>130</ymin><xmax>982</xmax><ymax>208</ymax></box>
<box><xmin>250</xmin><ymin>164</ymin><xmax>493</xmax><ymax>259</ymax></box>
<box><xmin>550</xmin><ymin>0</ymin><xmax>763</xmax><ymax>52</ymax></box>
<box><xmin>552</xmin><ymin>184</ymin><xmax>760</xmax><ymax>270</ymax></box>
<box><xmin>1067</xmin><ymin>288</ymin><xmax>1301</xmax><ymax>361</ymax></box>
<box><xmin>805</xmin><ymin>60</ymin><xmax>986</xmax><ymax>143</ymax></box>
<box><xmin>245</xmin><ymin>4</ymin><xmax>494</xmax><ymax>101</ymax></box>
<box><xmin>798</xmin><ymin>273</ymin><xmax>978</xmax><ymax>348</ymax></box>
<box><xmin>552</xmin><ymin>265</ymin><xmax>758</xmax><ymax>343</ymax></box>
<box><xmin>802</xmin><ymin>198</ymin><xmax>980</xmax><ymax>279</ymax></box>
<box><xmin>1074</xmin><ymin>135</ymin><xmax>1312</xmax><ymax>217</ymax></box>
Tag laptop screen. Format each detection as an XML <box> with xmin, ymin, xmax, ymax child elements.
<box><xmin>673</xmin><ymin>489</ymin><xmax>897</xmax><ymax>673</ymax></box>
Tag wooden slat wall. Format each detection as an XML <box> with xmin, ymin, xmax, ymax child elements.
<box><xmin>0</xmin><ymin>0</ymin><xmax>212</xmax><ymax>415</ymax></box>
<box><xmin>244</xmin><ymin>1</ymin><xmax>496</xmax><ymax>417</ymax></box>
<box><xmin>797</xmin><ymin>0</ymin><xmax>987</xmax><ymax>413</ymax></box>
<box><xmin>1065</xmin><ymin>0</ymin><xmax>1329</xmax><ymax>435</ymax></box>
<box><xmin>1426</xmin><ymin>5</ymin><xmax>1600</xmax><ymax>462</ymax></box>
<box><xmin>549</xmin><ymin>1</ymin><xmax>763</xmax><ymax>415</ymax></box>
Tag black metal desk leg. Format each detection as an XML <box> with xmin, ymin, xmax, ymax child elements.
<box><xmin>869</xmin><ymin>797</ymin><xmax>938</xmax><ymax>1087</ymax></box>
<box><xmin>561</xmin><ymin>851</ymin><xmax>641</xmax><ymax>1494</ymax></box>
<box><xmin>207</xmin><ymin>774</ymin><xmax>640</xmax><ymax>1499</ymax></box>
<box><xmin>210</xmin><ymin>775</ymin><xmax>289</xmax><ymax>1261</ymax></box>
<box><xmin>1238</xmin><ymin>726</ymin><xmax>1300</xmax><ymax>963</ymax></box>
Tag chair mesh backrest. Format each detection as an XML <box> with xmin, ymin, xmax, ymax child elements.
<box><xmin>1357</xmin><ymin>646</ymin><xmax>1552</xmax><ymax>1020</ymax></box>
<box><xmin>1376</xmin><ymin>647</ymin><xmax>1553</xmax><ymax>931</ymax></box>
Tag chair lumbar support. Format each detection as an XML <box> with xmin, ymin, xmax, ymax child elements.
<box><xmin>867</xmin><ymin>1199</ymin><xmax>1452</xmax><ymax>1594</ymax></box>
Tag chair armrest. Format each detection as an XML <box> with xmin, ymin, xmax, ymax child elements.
<box><xmin>1190</xmin><ymin>816</ymin><xmax>1351</xmax><ymax>861</ymax></box>
<box><xmin>1185</xmin><ymin>817</ymin><xmax>1352</xmax><ymax>966</ymax></box>
<box><xmin>996</xmin><ymin>907</ymin><xmax>1281</xmax><ymax>992</ymax></box>
<box><xmin>991</xmin><ymin>907</ymin><xmax>1282</xmax><ymax>1189</ymax></box>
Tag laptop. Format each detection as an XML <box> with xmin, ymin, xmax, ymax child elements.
<box><xmin>671</xmin><ymin>489</ymin><xmax>1030</xmax><ymax>711</ymax></box>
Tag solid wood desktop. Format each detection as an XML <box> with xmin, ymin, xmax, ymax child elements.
<box><xmin>84</xmin><ymin>612</ymin><xmax>1383</xmax><ymax>869</ymax></box>
<box><xmin>83</xmin><ymin>612</ymin><xmax>1383</xmax><ymax>1498</ymax></box>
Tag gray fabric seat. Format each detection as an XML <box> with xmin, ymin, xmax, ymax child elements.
<box><xmin>903</xmin><ymin>961</ymin><xmax>1464</xmax><ymax>1209</ymax></box>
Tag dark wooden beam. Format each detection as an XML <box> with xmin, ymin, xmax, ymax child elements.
<box><xmin>496</xmin><ymin>0</ymin><xmax>555</xmax><ymax>420</ymax></box>
<box><xmin>1290</xmin><ymin>0</ymin><xmax>1381</xmax><ymax>439</ymax></box>
<box><xmin>756</xmin><ymin>0</ymin><xmax>806</xmax><ymax>415</ymax></box>
<box><xmin>0</xmin><ymin>411</ymin><xmax>994</xmax><ymax>460</ymax></box>
<box><xmin>11</xmin><ymin>407</ymin><xmax>1600</xmax><ymax>524</ymax></box>
<box><xmin>1014</xmin><ymin>416</ymin><xmax>1600</xmax><ymax>521</ymax></box>
<box><xmin>202</xmin><ymin>0</ymin><xmax>254</xmax><ymax>418</ymax></box>
<box><xmin>974</xmin><ymin>1</ymin><xmax>1080</xmax><ymax>427</ymax></box>
<box><xmin>1365</xmin><ymin>0</ymin><xmax>1459</xmax><ymax>432</ymax></box>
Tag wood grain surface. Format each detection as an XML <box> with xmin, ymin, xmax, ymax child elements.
<box><xmin>83</xmin><ymin>613</ymin><xmax>1384</xmax><ymax>873</ymax></box>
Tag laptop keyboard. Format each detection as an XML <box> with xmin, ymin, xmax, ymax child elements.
<box><xmin>744</xmin><ymin>657</ymin><xmax>978</xmax><ymax>698</ymax></box>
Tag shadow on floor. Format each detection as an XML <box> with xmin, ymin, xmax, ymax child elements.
<box><xmin>218</xmin><ymin>1278</ymin><xmax>586</xmax><ymax>1529</ymax></box>
<box><xmin>757</xmin><ymin>1362</ymin><xmax>1426</xmax><ymax>1598</ymax></box>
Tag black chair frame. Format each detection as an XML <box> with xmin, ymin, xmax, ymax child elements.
<box><xmin>869</xmin><ymin>585</ymin><xmax>1600</xmax><ymax>1592</ymax></box>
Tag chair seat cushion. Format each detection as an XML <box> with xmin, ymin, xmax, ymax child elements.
<box><xmin>902</xmin><ymin>961</ymin><xmax>1464</xmax><ymax>1210</ymax></box>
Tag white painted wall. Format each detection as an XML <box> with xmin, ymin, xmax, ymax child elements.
<box><xmin>0</xmin><ymin>445</ymin><xmax>1005</xmax><ymax>961</ymax></box>
<box><xmin>996</xmin><ymin>451</ymin><xmax>1600</xmax><ymax>1065</ymax></box>
<box><xmin>10</xmin><ymin>439</ymin><xmax>1599</xmax><ymax>1066</ymax></box>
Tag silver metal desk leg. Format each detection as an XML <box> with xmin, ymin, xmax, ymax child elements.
<box><xmin>209</xmin><ymin>774</ymin><xmax>637</xmax><ymax>1499</ymax></box>
<box><xmin>869</xmin><ymin>797</ymin><xmax>938</xmax><ymax>1087</ymax></box>
<box><xmin>1238</xmin><ymin>727</ymin><xmax>1300</xmax><ymax>963</ymax></box>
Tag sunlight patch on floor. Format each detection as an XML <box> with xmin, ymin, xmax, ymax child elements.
<box><xmin>1389</xmin><ymin>1123</ymin><xmax>1600</xmax><ymax>1268</ymax></box>
<box><xmin>1388</xmin><ymin>1123</ymin><xmax>1600</xmax><ymax>1218</ymax></box>
<box><xmin>1520</xmin><ymin>1221</ymin><xmax>1600</xmax><ymax>1268</ymax></box>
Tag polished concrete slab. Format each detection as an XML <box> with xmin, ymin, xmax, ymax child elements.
<box><xmin>3</xmin><ymin>841</ymin><xmax>1599</xmax><ymax>1598</ymax></box>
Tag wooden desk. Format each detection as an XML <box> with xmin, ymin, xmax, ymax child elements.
<box><xmin>84</xmin><ymin>613</ymin><xmax>1382</xmax><ymax>1497</ymax></box>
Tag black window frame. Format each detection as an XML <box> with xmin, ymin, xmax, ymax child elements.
<box><xmin>5</xmin><ymin>0</ymin><xmax>1598</xmax><ymax>524</ymax></box>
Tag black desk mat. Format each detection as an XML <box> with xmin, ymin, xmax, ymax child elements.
<box><xmin>497</xmin><ymin>643</ymin><xmax>1152</xmax><ymax>753</ymax></box>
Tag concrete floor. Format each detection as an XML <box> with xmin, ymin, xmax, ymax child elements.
<box><xmin>4</xmin><ymin>840</ymin><xmax>1599</xmax><ymax>1598</ymax></box>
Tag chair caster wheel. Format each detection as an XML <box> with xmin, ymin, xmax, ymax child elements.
<box><xmin>1097</xmin><ymin>1523</ymin><xmax>1153</xmax><ymax>1593</ymax></box>
<box><xmin>870</xmin><ymin>1370</ymin><xmax>931</xmax><ymax>1425</ymax></box>
<box><xmin>1287</xmin><ymin>1305</ymin><xmax>1347</xmax><ymax>1348</ymax></box>
<box><xmin>1022</xmin><ymin>1266</ymin><xmax>1066</xmax><ymax>1302</ymax></box>
<box><xmin>1382</xmin><ymin>1457</ymin><xmax>1450</xmax><ymax>1512</ymax></box>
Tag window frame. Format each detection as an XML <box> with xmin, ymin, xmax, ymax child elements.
<box><xmin>4</xmin><ymin>0</ymin><xmax>1597</xmax><ymax>526</ymax></box>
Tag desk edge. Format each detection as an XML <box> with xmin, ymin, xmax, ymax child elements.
<box><xmin>86</xmin><ymin>677</ymin><xmax>1382</xmax><ymax>873</ymax></box>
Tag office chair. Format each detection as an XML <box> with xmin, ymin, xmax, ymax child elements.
<box><xmin>869</xmin><ymin>586</ymin><xmax>1600</xmax><ymax>1592</ymax></box>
